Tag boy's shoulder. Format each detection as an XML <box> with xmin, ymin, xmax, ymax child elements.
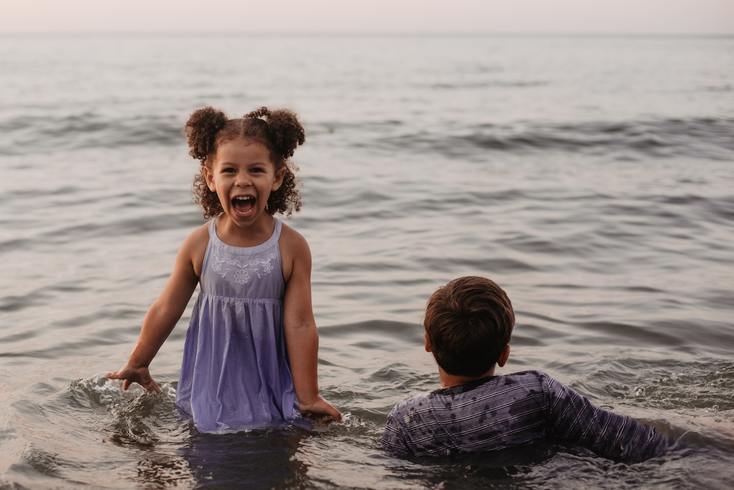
<box><xmin>389</xmin><ymin>370</ymin><xmax>550</xmax><ymax>417</ymax></box>
<box><xmin>388</xmin><ymin>392</ymin><xmax>432</xmax><ymax>417</ymax></box>
<box><xmin>383</xmin><ymin>370</ymin><xmax>556</xmax><ymax>457</ymax></box>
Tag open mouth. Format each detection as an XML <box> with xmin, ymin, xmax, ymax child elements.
<box><xmin>231</xmin><ymin>195</ymin><xmax>256</xmax><ymax>217</ymax></box>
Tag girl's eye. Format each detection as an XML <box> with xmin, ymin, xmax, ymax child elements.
<box><xmin>222</xmin><ymin>168</ymin><xmax>236</xmax><ymax>174</ymax></box>
<box><xmin>251</xmin><ymin>167</ymin><xmax>265</xmax><ymax>174</ymax></box>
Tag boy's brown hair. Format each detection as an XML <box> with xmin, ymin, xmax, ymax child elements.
<box><xmin>424</xmin><ymin>276</ymin><xmax>515</xmax><ymax>377</ymax></box>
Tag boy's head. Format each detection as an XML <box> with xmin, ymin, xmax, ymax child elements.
<box><xmin>424</xmin><ymin>276</ymin><xmax>515</xmax><ymax>377</ymax></box>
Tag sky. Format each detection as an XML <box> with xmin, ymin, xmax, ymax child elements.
<box><xmin>1</xmin><ymin>0</ymin><xmax>733</xmax><ymax>34</ymax></box>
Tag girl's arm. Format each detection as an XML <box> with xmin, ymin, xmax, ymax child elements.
<box><xmin>282</xmin><ymin>228</ymin><xmax>341</xmax><ymax>421</ymax></box>
<box><xmin>106</xmin><ymin>226</ymin><xmax>206</xmax><ymax>392</ymax></box>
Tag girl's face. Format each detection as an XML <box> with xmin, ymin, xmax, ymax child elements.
<box><xmin>204</xmin><ymin>138</ymin><xmax>284</xmax><ymax>228</ymax></box>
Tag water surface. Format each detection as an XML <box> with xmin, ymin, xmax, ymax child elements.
<box><xmin>1</xmin><ymin>33</ymin><xmax>733</xmax><ymax>488</ymax></box>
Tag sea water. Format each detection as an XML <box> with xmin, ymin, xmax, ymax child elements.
<box><xmin>1</xmin><ymin>34</ymin><xmax>733</xmax><ymax>488</ymax></box>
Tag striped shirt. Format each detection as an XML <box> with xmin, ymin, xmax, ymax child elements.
<box><xmin>382</xmin><ymin>370</ymin><xmax>670</xmax><ymax>462</ymax></box>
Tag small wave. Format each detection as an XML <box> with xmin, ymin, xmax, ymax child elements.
<box><xmin>376</xmin><ymin>117</ymin><xmax>734</xmax><ymax>161</ymax></box>
<box><xmin>429</xmin><ymin>80</ymin><xmax>548</xmax><ymax>90</ymax></box>
<box><xmin>0</xmin><ymin>112</ymin><xmax>183</xmax><ymax>155</ymax></box>
<box><xmin>622</xmin><ymin>361</ymin><xmax>734</xmax><ymax>412</ymax></box>
<box><xmin>67</xmin><ymin>376</ymin><xmax>187</xmax><ymax>447</ymax></box>
<box><xmin>321</xmin><ymin>320</ymin><xmax>422</xmax><ymax>343</ymax></box>
<box><xmin>312</xmin><ymin>118</ymin><xmax>404</xmax><ymax>134</ymax></box>
<box><xmin>702</xmin><ymin>84</ymin><xmax>733</xmax><ymax>93</ymax></box>
<box><xmin>0</xmin><ymin>209</ymin><xmax>202</xmax><ymax>254</ymax></box>
<box><xmin>572</xmin><ymin>358</ymin><xmax>734</xmax><ymax>413</ymax></box>
<box><xmin>5</xmin><ymin>112</ymin><xmax>731</xmax><ymax>161</ymax></box>
<box><xmin>440</xmin><ymin>256</ymin><xmax>539</xmax><ymax>273</ymax></box>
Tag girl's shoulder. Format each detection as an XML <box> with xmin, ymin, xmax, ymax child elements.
<box><xmin>278</xmin><ymin>222</ymin><xmax>312</xmax><ymax>281</ymax></box>
<box><xmin>181</xmin><ymin>222</ymin><xmax>210</xmax><ymax>278</ymax></box>
<box><xmin>183</xmin><ymin>222</ymin><xmax>211</xmax><ymax>250</ymax></box>
<box><xmin>279</xmin><ymin>222</ymin><xmax>311</xmax><ymax>256</ymax></box>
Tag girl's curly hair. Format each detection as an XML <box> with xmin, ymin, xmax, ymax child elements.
<box><xmin>185</xmin><ymin>106</ymin><xmax>305</xmax><ymax>220</ymax></box>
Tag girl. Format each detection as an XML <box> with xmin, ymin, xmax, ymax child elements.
<box><xmin>107</xmin><ymin>106</ymin><xmax>341</xmax><ymax>432</ymax></box>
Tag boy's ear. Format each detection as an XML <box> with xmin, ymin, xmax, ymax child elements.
<box><xmin>424</xmin><ymin>331</ymin><xmax>432</xmax><ymax>352</ymax></box>
<box><xmin>497</xmin><ymin>344</ymin><xmax>511</xmax><ymax>367</ymax></box>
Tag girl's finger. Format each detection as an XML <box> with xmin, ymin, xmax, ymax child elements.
<box><xmin>329</xmin><ymin>407</ymin><xmax>343</xmax><ymax>422</ymax></box>
<box><xmin>122</xmin><ymin>379</ymin><xmax>131</xmax><ymax>391</ymax></box>
<box><xmin>142</xmin><ymin>378</ymin><xmax>160</xmax><ymax>393</ymax></box>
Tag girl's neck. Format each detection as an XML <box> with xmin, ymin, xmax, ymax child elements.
<box><xmin>216</xmin><ymin>213</ymin><xmax>276</xmax><ymax>248</ymax></box>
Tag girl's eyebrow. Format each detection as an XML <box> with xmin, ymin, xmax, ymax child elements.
<box><xmin>219</xmin><ymin>161</ymin><xmax>268</xmax><ymax>166</ymax></box>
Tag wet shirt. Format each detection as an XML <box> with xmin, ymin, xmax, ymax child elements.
<box><xmin>382</xmin><ymin>370</ymin><xmax>670</xmax><ymax>462</ymax></box>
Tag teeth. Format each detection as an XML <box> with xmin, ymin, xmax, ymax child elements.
<box><xmin>233</xmin><ymin>196</ymin><xmax>254</xmax><ymax>201</ymax></box>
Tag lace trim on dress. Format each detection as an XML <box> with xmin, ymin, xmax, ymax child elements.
<box><xmin>209</xmin><ymin>246</ymin><xmax>277</xmax><ymax>285</ymax></box>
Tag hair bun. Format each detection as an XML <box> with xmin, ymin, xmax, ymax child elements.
<box><xmin>263</xmin><ymin>109</ymin><xmax>305</xmax><ymax>159</ymax></box>
<box><xmin>245</xmin><ymin>107</ymin><xmax>271</xmax><ymax>119</ymax></box>
<box><xmin>185</xmin><ymin>107</ymin><xmax>228</xmax><ymax>161</ymax></box>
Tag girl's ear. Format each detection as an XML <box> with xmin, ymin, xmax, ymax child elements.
<box><xmin>203</xmin><ymin>163</ymin><xmax>216</xmax><ymax>192</ymax></box>
<box><xmin>272</xmin><ymin>165</ymin><xmax>286</xmax><ymax>192</ymax></box>
<box><xmin>424</xmin><ymin>331</ymin><xmax>432</xmax><ymax>353</ymax></box>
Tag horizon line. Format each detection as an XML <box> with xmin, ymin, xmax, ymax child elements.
<box><xmin>1</xmin><ymin>30</ymin><xmax>733</xmax><ymax>38</ymax></box>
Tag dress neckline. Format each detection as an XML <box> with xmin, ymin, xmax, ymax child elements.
<box><xmin>210</xmin><ymin>215</ymin><xmax>281</xmax><ymax>254</ymax></box>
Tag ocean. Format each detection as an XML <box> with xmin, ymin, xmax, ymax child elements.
<box><xmin>1</xmin><ymin>33</ymin><xmax>733</xmax><ymax>488</ymax></box>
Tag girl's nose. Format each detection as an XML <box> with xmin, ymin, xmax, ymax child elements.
<box><xmin>235</xmin><ymin>172</ymin><xmax>252</xmax><ymax>187</ymax></box>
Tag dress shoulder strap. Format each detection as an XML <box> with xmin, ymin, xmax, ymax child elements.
<box><xmin>272</xmin><ymin>218</ymin><xmax>283</xmax><ymax>243</ymax></box>
<box><xmin>208</xmin><ymin>218</ymin><xmax>217</xmax><ymax>239</ymax></box>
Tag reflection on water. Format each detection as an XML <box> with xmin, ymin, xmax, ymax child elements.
<box><xmin>1</xmin><ymin>33</ymin><xmax>734</xmax><ymax>488</ymax></box>
<box><xmin>179</xmin><ymin>432</ymin><xmax>306</xmax><ymax>488</ymax></box>
<box><xmin>158</xmin><ymin>390</ymin><xmax>301</xmax><ymax>488</ymax></box>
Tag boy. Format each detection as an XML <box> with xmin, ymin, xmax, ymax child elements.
<box><xmin>382</xmin><ymin>276</ymin><xmax>671</xmax><ymax>461</ymax></box>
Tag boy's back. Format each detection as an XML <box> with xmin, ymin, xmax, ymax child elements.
<box><xmin>383</xmin><ymin>276</ymin><xmax>672</xmax><ymax>462</ymax></box>
<box><xmin>384</xmin><ymin>371</ymin><xmax>669</xmax><ymax>462</ymax></box>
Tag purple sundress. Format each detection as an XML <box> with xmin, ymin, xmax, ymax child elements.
<box><xmin>176</xmin><ymin>217</ymin><xmax>298</xmax><ymax>433</ymax></box>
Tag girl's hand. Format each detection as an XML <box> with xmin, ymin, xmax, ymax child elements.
<box><xmin>299</xmin><ymin>395</ymin><xmax>342</xmax><ymax>422</ymax></box>
<box><xmin>106</xmin><ymin>365</ymin><xmax>160</xmax><ymax>393</ymax></box>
